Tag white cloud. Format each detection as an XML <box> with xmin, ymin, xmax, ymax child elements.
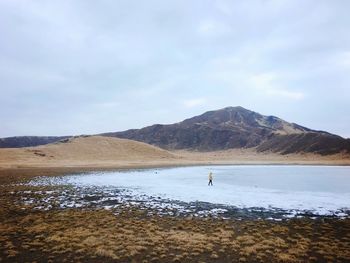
<box><xmin>93</xmin><ymin>102</ymin><xmax>120</xmax><ymax>109</ymax></box>
<box><xmin>337</xmin><ymin>51</ymin><xmax>350</xmax><ymax>68</ymax></box>
<box><xmin>0</xmin><ymin>0</ymin><xmax>349</xmax><ymax>137</ymax></box>
<box><xmin>197</xmin><ymin>20</ymin><xmax>231</xmax><ymax>37</ymax></box>
<box><xmin>183</xmin><ymin>98</ymin><xmax>207</xmax><ymax>108</ymax></box>
<box><xmin>250</xmin><ymin>73</ymin><xmax>305</xmax><ymax>100</ymax></box>
<box><xmin>250</xmin><ymin>72</ymin><xmax>276</xmax><ymax>89</ymax></box>
<box><xmin>265</xmin><ymin>89</ymin><xmax>305</xmax><ymax>100</ymax></box>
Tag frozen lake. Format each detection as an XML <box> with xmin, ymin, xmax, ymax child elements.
<box><xmin>28</xmin><ymin>165</ymin><xmax>350</xmax><ymax>219</ymax></box>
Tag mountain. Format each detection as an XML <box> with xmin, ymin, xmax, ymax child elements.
<box><xmin>1</xmin><ymin>107</ymin><xmax>349</xmax><ymax>155</ymax></box>
<box><xmin>0</xmin><ymin>136</ymin><xmax>70</xmax><ymax>148</ymax></box>
<box><xmin>102</xmin><ymin>106</ymin><xmax>350</xmax><ymax>155</ymax></box>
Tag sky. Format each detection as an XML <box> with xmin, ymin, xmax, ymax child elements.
<box><xmin>1</xmin><ymin>0</ymin><xmax>350</xmax><ymax>138</ymax></box>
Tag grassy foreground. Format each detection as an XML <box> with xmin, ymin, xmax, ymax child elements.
<box><xmin>0</xmin><ymin>169</ymin><xmax>350</xmax><ymax>262</ymax></box>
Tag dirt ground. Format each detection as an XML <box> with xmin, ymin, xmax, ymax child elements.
<box><xmin>0</xmin><ymin>169</ymin><xmax>350</xmax><ymax>263</ymax></box>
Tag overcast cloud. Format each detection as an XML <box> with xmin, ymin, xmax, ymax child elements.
<box><xmin>1</xmin><ymin>0</ymin><xmax>349</xmax><ymax>138</ymax></box>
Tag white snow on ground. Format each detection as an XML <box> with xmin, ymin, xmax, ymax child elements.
<box><xmin>29</xmin><ymin>165</ymin><xmax>350</xmax><ymax>216</ymax></box>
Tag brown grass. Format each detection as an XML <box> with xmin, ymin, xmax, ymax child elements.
<box><xmin>1</xmin><ymin>199</ymin><xmax>349</xmax><ymax>263</ymax></box>
<box><xmin>0</xmin><ymin>136</ymin><xmax>349</xmax><ymax>174</ymax></box>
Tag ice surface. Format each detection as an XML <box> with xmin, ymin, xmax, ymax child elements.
<box><xmin>28</xmin><ymin>165</ymin><xmax>350</xmax><ymax>217</ymax></box>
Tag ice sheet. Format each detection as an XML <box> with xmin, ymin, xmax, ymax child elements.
<box><xmin>29</xmin><ymin>165</ymin><xmax>350</xmax><ymax>216</ymax></box>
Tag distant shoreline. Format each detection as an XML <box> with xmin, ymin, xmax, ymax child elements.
<box><xmin>1</xmin><ymin>136</ymin><xmax>349</xmax><ymax>182</ymax></box>
<box><xmin>1</xmin><ymin>160</ymin><xmax>350</xmax><ymax>185</ymax></box>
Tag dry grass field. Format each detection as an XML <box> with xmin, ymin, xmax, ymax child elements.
<box><xmin>1</xmin><ymin>182</ymin><xmax>350</xmax><ymax>263</ymax></box>
<box><xmin>1</xmin><ymin>173</ymin><xmax>350</xmax><ymax>262</ymax></box>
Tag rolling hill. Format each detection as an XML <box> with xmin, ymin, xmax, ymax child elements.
<box><xmin>0</xmin><ymin>136</ymin><xmax>176</xmax><ymax>168</ymax></box>
<box><xmin>1</xmin><ymin>107</ymin><xmax>349</xmax><ymax>155</ymax></box>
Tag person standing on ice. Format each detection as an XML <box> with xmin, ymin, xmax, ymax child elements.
<box><xmin>208</xmin><ymin>171</ymin><xmax>213</xmax><ymax>186</ymax></box>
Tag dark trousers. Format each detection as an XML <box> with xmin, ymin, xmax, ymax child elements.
<box><xmin>208</xmin><ymin>180</ymin><xmax>213</xmax><ymax>186</ymax></box>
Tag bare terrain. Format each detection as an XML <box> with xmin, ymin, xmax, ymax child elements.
<box><xmin>103</xmin><ymin>107</ymin><xmax>350</xmax><ymax>155</ymax></box>
<box><xmin>1</xmin><ymin>198</ymin><xmax>349</xmax><ymax>263</ymax></box>
<box><xmin>1</xmin><ymin>135</ymin><xmax>350</xmax><ymax>262</ymax></box>
<box><xmin>3</xmin><ymin>107</ymin><xmax>350</xmax><ymax>156</ymax></box>
<box><xmin>0</xmin><ymin>136</ymin><xmax>178</xmax><ymax>170</ymax></box>
<box><xmin>0</xmin><ymin>136</ymin><xmax>349</xmax><ymax>173</ymax></box>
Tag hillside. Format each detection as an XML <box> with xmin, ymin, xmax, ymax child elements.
<box><xmin>257</xmin><ymin>133</ymin><xmax>350</xmax><ymax>155</ymax></box>
<box><xmin>103</xmin><ymin>106</ymin><xmax>350</xmax><ymax>155</ymax></box>
<box><xmin>1</xmin><ymin>107</ymin><xmax>349</xmax><ymax>155</ymax></box>
<box><xmin>0</xmin><ymin>136</ymin><xmax>177</xmax><ymax>168</ymax></box>
<box><xmin>0</xmin><ymin>136</ymin><xmax>69</xmax><ymax>148</ymax></box>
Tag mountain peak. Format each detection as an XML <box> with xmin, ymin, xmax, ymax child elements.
<box><xmin>102</xmin><ymin>107</ymin><xmax>350</xmax><ymax>154</ymax></box>
<box><xmin>214</xmin><ymin>106</ymin><xmax>253</xmax><ymax>114</ymax></box>
<box><xmin>2</xmin><ymin>107</ymin><xmax>349</xmax><ymax>155</ymax></box>
<box><xmin>182</xmin><ymin>106</ymin><xmax>306</xmax><ymax>135</ymax></box>
<box><xmin>221</xmin><ymin>106</ymin><xmax>247</xmax><ymax>111</ymax></box>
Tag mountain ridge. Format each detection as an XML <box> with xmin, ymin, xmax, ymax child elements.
<box><xmin>102</xmin><ymin>106</ymin><xmax>349</xmax><ymax>154</ymax></box>
<box><xmin>1</xmin><ymin>106</ymin><xmax>349</xmax><ymax>155</ymax></box>
<box><xmin>0</xmin><ymin>136</ymin><xmax>70</xmax><ymax>148</ymax></box>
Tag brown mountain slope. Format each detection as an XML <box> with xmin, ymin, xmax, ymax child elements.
<box><xmin>103</xmin><ymin>106</ymin><xmax>350</xmax><ymax>155</ymax></box>
<box><xmin>257</xmin><ymin>133</ymin><xmax>350</xmax><ymax>155</ymax></box>
<box><xmin>0</xmin><ymin>136</ymin><xmax>70</xmax><ymax>148</ymax></box>
<box><xmin>1</xmin><ymin>107</ymin><xmax>349</xmax><ymax>155</ymax></box>
<box><xmin>0</xmin><ymin>136</ymin><xmax>177</xmax><ymax>168</ymax></box>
